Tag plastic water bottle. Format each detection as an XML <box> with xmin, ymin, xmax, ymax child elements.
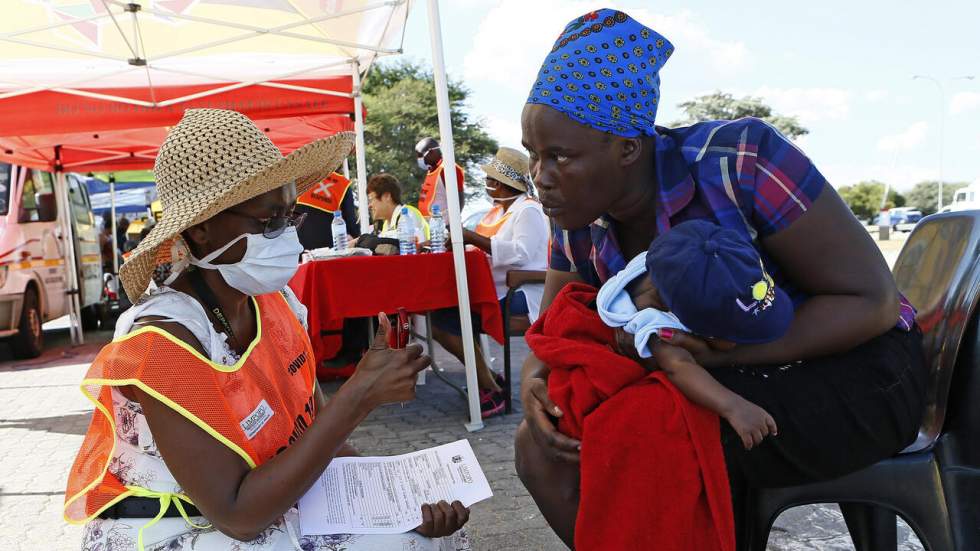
<box><xmin>429</xmin><ymin>204</ymin><xmax>445</xmax><ymax>253</ymax></box>
<box><xmin>397</xmin><ymin>207</ymin><xmax>417</xmax><ymax>255</ymax></box>
<box><xmin>331</xmin><ymin>210</ymin><xmax>348</xmax><ymax>251</ymax></box>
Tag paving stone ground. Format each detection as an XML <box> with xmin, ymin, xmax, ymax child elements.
<box><xmin>0</xmin><ymin>321</ymin><xmax>924</xmax><ymax>550</ymax></box>
<box><xmin>0</xmin><ymin>234</ymin><xmax>920</xmax><ymax>551</ymax></box>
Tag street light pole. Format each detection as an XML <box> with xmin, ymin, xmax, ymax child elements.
<box><xmin>913</xmin><ymin>75</ymin><xmax>945</xmax><ymax>212</ymax></box>
<box><xmin>913</xmin><ymin>75</ymin><xmax>976</xmax><ymax>212</ymax></box>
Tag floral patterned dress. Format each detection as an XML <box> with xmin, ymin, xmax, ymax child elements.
<box><xmin>80</xmin><ymin>286</ymin><xmax>471</xmax><ymax>551</ymax></box>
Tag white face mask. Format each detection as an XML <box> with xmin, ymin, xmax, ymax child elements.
<box><xmin>485</xmin><ymin>186</ymin><xmax>519</xmax><ymax>204</ymax></box>
<box><xmin>190</xmin><ymin>227</ymin><xmax>303</xmax><ymax>296</ymax></box>
<box><xmin>417</xmin><ymin>157</ymin><xmax>429</xmax><ymax>171</ymax></box>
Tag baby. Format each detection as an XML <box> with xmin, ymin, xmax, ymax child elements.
<box><xmin>597</xmin><ymin>219</ymin><xmax>793</xmax><ymax>449</ymax></box>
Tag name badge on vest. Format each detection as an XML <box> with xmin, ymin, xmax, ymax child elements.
<box><xmin>241</xmin><ymin>399</ymin><xmax>275</xmax><ymax>440</ymax></box>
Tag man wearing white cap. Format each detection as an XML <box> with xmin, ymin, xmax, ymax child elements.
<box><xmin>415</xmin><ymin>137</ymin><xmax>465</xmax><ymax>218</ymax></box>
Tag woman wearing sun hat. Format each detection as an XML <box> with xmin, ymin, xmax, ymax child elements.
<box><xmin>64</xmin><ymin>109</ymin><xmax>471</xmax><ymax>550</ymax></box>
<box><xmin>431</xmin><ymin>146</ymin><xmax>549</xmax><ymax>418</ymax></box>
<box><xmin>513</xmin><ymin>8</ymin><xmax>926</xmax><ymax>549</ymax></box>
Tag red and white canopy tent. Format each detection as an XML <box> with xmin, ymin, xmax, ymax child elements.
<box><xmin>0</xmin><ymin>0</ymin><xmax>486</xmax><ymax>430</ymax></box>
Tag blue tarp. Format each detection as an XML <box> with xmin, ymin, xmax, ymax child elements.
<box><xmin>86</xmin><ymin>178</ymin><xmax>157</xmax><ymax>217</ymax></box>
<box><xmin>84</xmin><ymin>178</ymin><xmax>155</xmax><ymax>195</ymax></box>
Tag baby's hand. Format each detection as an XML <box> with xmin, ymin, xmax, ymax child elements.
<box><xmin>723</xmin><ymin>399</ymin><xmax>778</xmax><ymax>450</ymax></box>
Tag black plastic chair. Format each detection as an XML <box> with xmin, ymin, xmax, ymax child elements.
<box><xmin>745</xmin><ymin>211</ymin><xmax>980</xmax><ymax>551</ymax></box>
<box><xmin>502</xmin><ymin>270</ymin><xmax>547</xmax><ymax>414</ymax></box>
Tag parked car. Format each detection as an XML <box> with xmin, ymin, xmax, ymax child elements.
<box><xmin>872</xmin><ymin>208</ymin><xmax>923</xmax><ymax>233</ymax></box>
<box><xmin>894</xmin><ymin>210</ymin><xmax>923</xmax><ymax>232</ymax></box>
<box><xmin>0</xmin><ymin>164</ymin><xmax>103</xmax><ymax>358</ymax></box>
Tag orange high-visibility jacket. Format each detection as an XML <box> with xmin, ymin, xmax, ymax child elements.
<box><xmin>296</xmin><ymin>172</ymin><xmax>352</xmax><ymax>213</ymax></box>
<box><xmin>64</xmin><ymin>292</ymin><xmax>316</xmax><ymax>530</ymax></box>
<box><xmin>418</xmin><ymin>160</ymin><xmax>464</xmax><ymax>217</ymax></box>
<box><xmin>475</xmin><ymin>198</ymin><xmax>542</xmax><ymax>238</ymax></box>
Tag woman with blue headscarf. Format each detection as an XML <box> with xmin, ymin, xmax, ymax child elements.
<box><xmin>514</xmin><ymin>9</ymin><xmax>926</xmax><ymax>548</ymax></box>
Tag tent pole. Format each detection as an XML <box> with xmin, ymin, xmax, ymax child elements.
<box><xmin>110</xmin><ymin>174</ymin><xmax>118</xmax><ymax>274</ymax></box>
<box><xmin>342</xmin><ymin>158</ymin><xmax>351</xmax><ymax>180</ymax></box>
<box><xmin>54</xmin><ymin>148</ymin><xmax>83</xmax><ymax>346</ymax></box>
<box><xmin>425</xmin><ymin>0</ymin><xmax>483</xmax><ymax>431</ymax></box>
<box><xmin>351</xmin><ymin>60</ymin><xmax>371</xmax><ymax>234</ymax></box>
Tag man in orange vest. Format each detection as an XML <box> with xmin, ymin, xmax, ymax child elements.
<box><xmin>295</xmin><ymin>171</ymin><xmax>366</xmax><ymax>375</ymax></box>
<box><xmin>415</xmin><ymin>137</ymin><xmax>465</xmax><ymax>217</ymax></box>
<box><xmin>295</xmin><ymin>171</ymin><xmax>361</xmax><ymax>249</ymax></box>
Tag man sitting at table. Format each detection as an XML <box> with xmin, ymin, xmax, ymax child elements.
<box><xmin>295</xmin><ymin>171</ymin><xmax>361</xmax><ymax>249</ymax></box>
<box><xmin>367</xmin><ymin>173</ymin><xmax>430</xmax><ymax>243</ymax></box>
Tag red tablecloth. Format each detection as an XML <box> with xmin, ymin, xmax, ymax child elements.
<box><xmin>289</xmin><ymin>249</ymin><xmax>503</xmax><ymax>367</ymax></box>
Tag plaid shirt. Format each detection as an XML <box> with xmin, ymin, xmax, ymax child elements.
<box><xmin>550</xmin><ymin>117</ymin><xmax>916</xmax><ymax>331</ymax></box>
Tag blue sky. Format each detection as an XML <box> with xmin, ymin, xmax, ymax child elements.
<box><xmin>386</xmin><ymin>0</ymin><xmax>980</xmax><ymax>191</ymax></box>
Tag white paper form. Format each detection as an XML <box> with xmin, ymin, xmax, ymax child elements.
<box><xmin>298</xmin><ymin>439</ymin><xmax>493</xmax><ymax>535</ymax></box>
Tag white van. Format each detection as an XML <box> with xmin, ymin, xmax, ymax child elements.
<box><xmin>0</xmin><ymin>163</ymin><xmax>103</xmax><ymax>358</ymax></box>
<box><xmin>949</xmin><ymin>180</ymin><xmax>980</xmax><ymax>212</ymax></box>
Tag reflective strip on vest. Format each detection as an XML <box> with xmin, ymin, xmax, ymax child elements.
<box><xmin>297</xmin><ymin>172</ymin><xmax>351</xmax><ymax>213</ymax></box>
<box><xmin>381</xmin><ymin>205</ymin><xmax>431</xmax><ymax>241</ymax></box>
<box><xmin>64</xmin><ymin>292</ymin><xmax>316</xmax><ymax>537</ymax></box>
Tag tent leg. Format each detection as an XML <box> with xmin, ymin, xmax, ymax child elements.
<box><xmin>110</xmin><ymin>175</ymin><xmax>118</xmax><ymax>274</ymax></box>
<box><xmin>425</xmin><ymin>0</ymin><xmax>483</xmax><ymax>432</ymax></box>
<box><xmin>351</xmin><ymin>61</ymin><xmax>371</xmax><ymax>235</ymax></box>
<box><xmin>56</xmin><ymin>170</ymin><xmax>84</xmax><ymax>346</ymax></box>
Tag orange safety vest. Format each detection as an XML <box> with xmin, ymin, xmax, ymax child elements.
<box><xmin>418</xmin><ymin>160</ymin><xmax>465</xmax><ymax>217</ymax></box>
<box><xmin>475</xmin><ymin>204</ymin><xmax>515</xmax><ymax>238</ymax></box>
<box><xmin>476</xmin><ymin>197</ymin><xmax>541</xmax><ymax>238</ymax></box>
<box><xmin>64</xmin><ymin>292</ymin><xmax>316</xmax><ymax>545</ymax></box>
<box><xmin>296</xmin><ymin>172</ymin><xmax>352</xmax><ymax>213</ymax></box>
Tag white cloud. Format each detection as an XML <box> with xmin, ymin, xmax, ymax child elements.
<box><xmin>951</xmin><ymin>92</ymin><xmax>980</xmax><ymax>115</ymax></box>
<box><xmin>462</xmin><ymin>2</ymin><xmax>750</xmax><ymax>93</ymax></box>
<box><xmin>484</xmin><ymin>114</ymin><xmax>524</xmax><ymax>148</ymax></box>
<box><xmin>877</xmin><ymin>121</ymin><xmax>929</xmax><ymax>152</ymax></box>
<box><xmin>864</xmin><ymin>89</ymin><xmax>889</xmax><ymax>103</ymax></box>
<box><xmin>752</xmin><ymin>86</ymin><xmax>851</xmax><ymax>124</ymax></box>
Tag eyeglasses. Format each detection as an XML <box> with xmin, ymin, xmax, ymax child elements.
<box><xmin>224</xmin><ymin>210</ymin><xmax>307</xmax><ymax>239</ymax></box>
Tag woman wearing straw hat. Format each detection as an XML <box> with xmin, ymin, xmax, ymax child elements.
<box><xmin>431</xmin><ymin>146</ymin><xmax>550</xmax><ymax>418</ymax></box>
<box><xmin>65</xmin><ymin>109</ymin><xmax>471</xmax><ymax>550</ymax></box>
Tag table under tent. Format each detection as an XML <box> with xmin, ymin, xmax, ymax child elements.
<box><xmin>0</xmin><ymin>0</ymin><xmax>487</xmax><ymax>429</ymax></box>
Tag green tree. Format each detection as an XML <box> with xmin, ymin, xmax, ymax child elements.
<box><xmin>904</xmin><ymin>180</ymin><xmax>969</xmax><ymax>216</ymax></box>
<box><xmin>359</xmin><ymin>61</ymin><xmax>497</xmax><ymax>206</ymax></box>
<box><xmin>673</xmin><ymin>91</ymin><xmax>808</xmax><ymax>139</ymax></box>
<box><xmin>837</xmin><ymin>180</ymin><xmax>906</xmax><ymax>221</ymax></box>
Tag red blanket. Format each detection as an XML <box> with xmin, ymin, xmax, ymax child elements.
<box><xmin>525</xmin><ymin>283</ymin><xmax>734</xmax><ymax>551</ymax></box>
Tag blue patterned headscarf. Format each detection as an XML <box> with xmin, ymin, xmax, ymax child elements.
<box><xmin>526</xmin><ymin>9</ymin><xmax>674</xmax><ymax>137</ymax></box>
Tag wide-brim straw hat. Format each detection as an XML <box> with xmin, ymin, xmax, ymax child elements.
<box><xmin>119</xmin><ymin>108</ymin><xmax>354</xmax><ymax>302</ymax></box>
<box><xmin>481</xmin><ymin>146</ymin><xmax>531</xmax><ymax>193</ymax></box>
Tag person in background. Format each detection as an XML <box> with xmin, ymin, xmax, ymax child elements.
<box><xmin>431</xmin><ymin>147</ymin><xmax>550</xmax><ymax>418</ymax></box>
<box><xmin>295</xmin><ymin>171</ymin><xmax>361</xmax><ymax>249</ymax></box>
<box><xmin>99</xmin><ymin>217</ymin><xmax>115</xmax><ymax>273</ymax></box>
<box><xmin>415</xmin><ymin>137</ymin><xmax>465</xmax><ymax>217</ymax></box>
<box><xmin>115</xmin><ymin>216</ymin><xmax>130</xmax><ymax>254</ymax></box>
<box><xmin>296</xmin><ymin>171</ymin><xmax>367</xmax><ymax>372</ymax></box>
<box><xmin>367</xmin><ymin>173</ymin><xmax>429</xmax><ymax>243</ymax></box>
